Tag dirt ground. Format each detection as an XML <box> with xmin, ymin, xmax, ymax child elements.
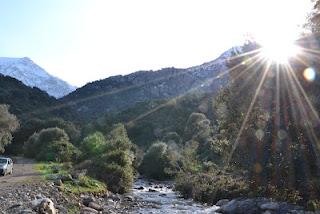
<box><xmin>0</xmin><ymin>157</ymin><xmax>41</xmax><ymax>190</ymax></box>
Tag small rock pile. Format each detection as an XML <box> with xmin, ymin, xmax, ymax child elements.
<box><xmin>0</xmin><ymin>182</ymin><xmax>78</xmax><ymax>214</ymax></box>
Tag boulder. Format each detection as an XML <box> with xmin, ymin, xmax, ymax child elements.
<box><xmin>88</xmin><ymin>202</ymin><xmax>103</xmax><ymax>211</ymax></box>
<box><xmin>236</xmin><ymin>198</ymin><xmax>259</xmax><ymax>214</ymax></box>
<box><xmin>148</xmin><ymin>188</ymin><xmax>158</xmax><ymax>192</ymax></box>
<box><xmin>217</xmin><ymin>199</ymin><xmax>258</xmax><ymax>214</ymax></box>
<box><xmin>80</xmin><ymin>207</ymin><xmax>99</xmax><ymax>214</ymax></box>
<box><xmin>108</xmin><ymin>194</ymin><xmax>121</xmax><ymax>202</ymax></box>
<box><xmin>53</xmin><ymin>179</ymin><xmax>63</xmax><ymax>186</ymax></box>
<box><xmin>106</xmin><ymin>199</ymin><xmax>116</xmax><ymax>206</ymax></box>
<box><xmin>134</xmin><ymin>186</ymin><xmax>144</xmax><ymax>190</ymax></box>
<box><xmin>217</xmin><ymin>199</ymin><xmax>238</xmax><ymax>214</ymax></box>
<box><xmin>8</xmin><ymin>203</ymin><xmax>22</xmax><ymax>209</ymax></box>
<box><xmin>20</xmin><ymin>209</ymin><xmax>36</xmax><ymax>214</ymax></box>
<box><xmin>216</xmin><ymin>199</ymin><xmax>230</xmax><ymax>206</ymax></box>
<box><xmin>32</xmin><ymin>198</ymin><xmax>56</xmax><ymax>214</ymax></box>
<box><xmin>124</xmin><ymin>195</ymin><xmax>134</xmax><ymax>202</ymax></box>
<box><xmin>60</xmin><ymin>174</ymin><xmax>73</xmax><ymax>182</ymax></box>
<box><xmin>51</xmin><ymin>165</ymin><xmax>61</xmax><ymax>174</ymax></box>
<box><xmin>260</xmin><ymin>202</ymin><xmax>280</xmax><ymax>211</ymax></box>
<box><xmin>82</xmin><ymin>196</ymin><xmax>95</xmax><ymax>207</ymax></box>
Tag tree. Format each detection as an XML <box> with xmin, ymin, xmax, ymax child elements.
<box><xmin>24</xmin><ymin>127</ymin><xmax>79</xmax><ymax>162</ymax></box>
<box><xmin>0</xmin><ymin>105</ymin><xmax>19</xmax><ymax>153</ymax></box>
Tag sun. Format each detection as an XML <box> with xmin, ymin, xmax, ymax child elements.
<box><xmin>259</xmin><ymin>40</ymin><xmax>301</xmax><ymax>64</ymax></box>
<box><xmin>245</xmin><ymin>0</ymin><xmax>309</xmax><ymax>65</ymax></box>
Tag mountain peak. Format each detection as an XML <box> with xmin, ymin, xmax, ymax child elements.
<box><xmin>0</xmin><ymin>57</ymin><xmax>76</xmax><ymax>98</ymax></box>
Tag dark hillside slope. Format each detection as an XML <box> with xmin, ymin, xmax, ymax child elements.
<box><xmin>0</xmin><ymin>74</ymin><xmax>76</xmax><ymax>121</ymax></box>
<box><xmin>61</xmin><ymin>48</ymin><xmax>239</xmax><ymax>120</ymax></box>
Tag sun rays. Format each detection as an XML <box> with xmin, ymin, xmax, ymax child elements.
<box><xmin>224</xmin><ymin>37</ymin><xmax>320</xmax><ymax>186</ymax></box>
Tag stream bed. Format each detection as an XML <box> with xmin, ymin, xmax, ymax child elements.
<box><xmin>131</xmin><ymin>179</ymin><xmax>219</xmax><ymax>214</ymax></box>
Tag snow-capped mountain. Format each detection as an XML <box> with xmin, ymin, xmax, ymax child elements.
<box><xmin>0</xmin><ymin>57</ymin><xmax>76</xmax><ymax>98</ymax></box>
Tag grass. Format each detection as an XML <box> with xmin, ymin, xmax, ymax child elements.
<box><xmin>67</xmin><ymin>205</ymin><xmax>80</xmax><ymax>214</ymax></box>
<box><xmin>35</xmin><ymin>162</ymin><xmax>67</xmax><ymax>178</ymax></box>
<box><xmin>35</xmin><ymin>162</ymin><xmax>107</xmax><ymax>194</ymax></box>
<box><xmin>63</xmin><ymin>175</ymin><xmax>106</xmax><ymax>194</ymax></box>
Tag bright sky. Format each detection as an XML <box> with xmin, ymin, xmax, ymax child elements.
<box><xmin>0</xmin><ymin>0</ymin><xmax>312</xmax><ymax>86</ymax></box>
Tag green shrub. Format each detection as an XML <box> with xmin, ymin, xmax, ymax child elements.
<box><xmin>179</xmin><ymin>140</ymin><xmax>202</xmax><ymax>173</ymax></box>
<box><xmin>9</xmin><ymin>117</ymin><xmax>80</xmax><ymax>155</ymax></box>
<box><xmin>84</xmin><ymin>124</ymin><xmax>135</xmax><ymax>194</ymax></box>
<box><xmin>175</xmin><ymin>171</ymin><xmax>249</xmax><ymax>204</ymax></box>
<box><xmin>139</xmin><ymin>141</ymin><xmax>177</xmax><ymax>180</ymax></box>
<box><xmin>24</xmin><ymin>127</ymin><xmax>80</xmax><ymax>162</ymax></box>
<box><xmin>80</xmin><ymin>132</ymin><xmax>106</xmax><ymax>159</ymax></box>
<box><xmin>92</xmin><ymin>160</ymin><xmax>133</xmax><ymax>193</ymax></box>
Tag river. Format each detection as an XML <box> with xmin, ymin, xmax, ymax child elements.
<box><xmin>131</xmin><ymin>179</ymin><xmax>219</xmax><ymax>213</ymax></box>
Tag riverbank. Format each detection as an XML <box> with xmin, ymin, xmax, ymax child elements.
<box><xmin>1</xmin><ymin>177</ymin><xmax>320</xmax><ymax>214</ymax></box>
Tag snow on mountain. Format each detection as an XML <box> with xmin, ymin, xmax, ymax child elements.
<box><xmin>187</xmin><ymin>46</ymin><xmax>242</xmax><ymax>73</ymax></box>
<box><xmin>0</xmin><ymin>57</ymin><xmax>76</xmax><ymax>98</ymax></box>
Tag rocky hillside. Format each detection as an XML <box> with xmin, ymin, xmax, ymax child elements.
<box><xmin>0</xmin><ymin>57</ymin><xmax>76</xmax><ymax>98</ymax></box>
<box><xmin>62</xmin><ymin>47</ymin><xmax>241</xmax><ymax>120</ymax></box>
<box><xmin>0</xmin><ymin>74</ymin><xmax>76</xmax><ymax>121</ymax></box>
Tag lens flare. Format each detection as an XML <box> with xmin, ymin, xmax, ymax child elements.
<box><xmin>260</xmin><ymin>43</ymin><xmax>300</xmax><ymax>64</ymax></box>
<box><xmin>303</xmin><ymin>68</ymin><xmax>316</xmax><ymax>82</ymax></box>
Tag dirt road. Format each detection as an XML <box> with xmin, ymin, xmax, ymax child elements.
<box><xmin>0</xmin><ymin>157</ymin><xmax>41</xmax><ymax>189</ymax></box>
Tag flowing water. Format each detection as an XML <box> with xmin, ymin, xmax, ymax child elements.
<box><xmin>131</xmin><ymin>179</ymin><xmax>219</xmax><ymax>214</ymax></box>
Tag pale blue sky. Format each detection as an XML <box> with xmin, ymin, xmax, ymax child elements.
<box><xmin>0</xmin><ymin>0</ymin><xmax>311</xmax><ymax>86</ymax></box>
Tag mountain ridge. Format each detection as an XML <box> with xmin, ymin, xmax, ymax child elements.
<box><xmin>0</xmin><ymin>57</ymin><xmax>76</xmax><ymax>98</ymax></box>
<box><xmin>61</xmin><ymin>47</ymin><xmax>241</xmax><ymax>120</ymax></box>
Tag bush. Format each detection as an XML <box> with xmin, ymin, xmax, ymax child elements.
<box><xmin>24</xmin><ymin>127</ymin><xmax>80</xmax><ymax>162</ymax></box>
<box><xmin>139</xmin><ymin>141</ymin><xmax>177</xmax><ymax>180</ymax></box>
<box><xmin>92</xmin><ymin>160</ymin><xmax>133</xmax><ymax>193</ymax></box>
<box><xmin>179</xmin><ymin>140</ymin><xmax>202</xmax><ymax>173</ymax></box>
<box><xmin>8</xmin><ymin>117</ymin><xmax>80</xmax><ymax>155</ymax></box>
<box><xmin>84</xmin><ymin>124</ymin><xmax>135</xmax><ymax>193</ymax></box>
<box><xmin>183</xmin><ymin>112</ymin><xmax>212</xmax><ymax>143</ymax></box>
<box><xmin>80</xmin><ymin>132</ymin><xmax>106</xmax><ymax>159</ymax></box>
<box><xmin>175</xmin><ymin>170</ymin><xmax>249</xmax><ymax>204</ymax></box>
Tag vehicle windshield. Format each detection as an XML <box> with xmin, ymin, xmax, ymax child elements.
<box><xmin>0</xmin><ymin>159</ymin><xmax>7</xmax><ymax>164</ymax></box>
